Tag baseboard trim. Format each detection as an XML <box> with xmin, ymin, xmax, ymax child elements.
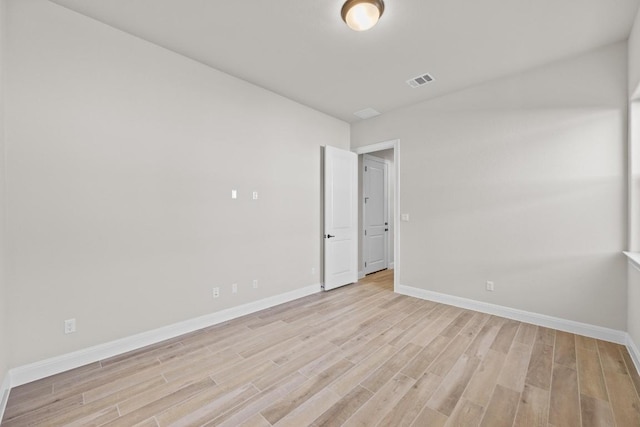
<box><xmin>627</xmin><ymin>334</ymin><xmax>640</xmax><ymax>376</ymax></box>
<box><xmin>396</xmin><ymin>284</ymin><xmax>627</xmax><ymax>345</ymax></box>
<box><xmin>388</xmin><ymin>262</ymin><xmax>395</xmax><ymax>270</ymax></box>
<box><xmin>0</xmin><ymin>371</ymin><xmax>10</xmax><ymax>424</ymax></box>
<box><xmin>9</xmin><ymin>283</ymin><xmax>321</xmax><ymax>388</ymax></box>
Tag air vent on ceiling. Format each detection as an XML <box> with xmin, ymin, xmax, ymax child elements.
<box><xmin>353</xmin><ymin>107</ymin><xmax>381</xmax><ymax>120</ymax></box>
<box><xmin>406</xmin><ymin>73</ymin><xmax>434</xmax><ymax>88</ymax></box>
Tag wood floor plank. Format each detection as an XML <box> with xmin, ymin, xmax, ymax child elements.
<box><xmin>576</xmin><ymin>345</ymin><xmax>608</xmax><ymax>402</ymax></box>
<box><xmin>463</xmin><ymin>349</ymin><xmax>506</xmax><ymax>407</ymax></box>
<box><xmin>549</xmin><ymin>365</ymin><xmax>581</xmax><ymax>427</ymax></box>
<box><xmin>104</xmin><ymin>378</ymin><xmax>216</xmax><ymax>427</ymax></box>
<box><xmin>580</xmin><ymin>394</ymin><xmax>615</xmax><ymax>427</ymax></box>
<box><xmin>342</xmin><ymin>373</ymin><xmax>414</xmax><ymax>427</ymax></box>
<box><xmin>489</xmin><ymin>320</ymin><xmax>519</xmax><ymax>354</ymax></box>
<box><xmin>554</xmin><ymin>331</ymin><xmax>577</xmax><ymax>370</ymax></box>
<box><xmin>513</xmin><ymin>384</ymin><xmax>549</xmax><ymax>427</ymax></box>
<box><xmin>236</xmin><ymin>413</ymin><xmax>271</xmax><ymax>427</ymax></box>
<box><xmin>464</xmin><ymin>320</ymin><xmax>503</xmax><ymax>360</ymax></box>
<box><xmin>330</xmin><ymin>344</ymin><xmax>398</xmax><ymax>396</ymax></box>
<box><xmin>514</xmin><ymin>323</ymin><xmax>537</xmax><ymax>346</ymax></box>
<box><xmin>440</xmin><ymin>310</ymin><xmax>475</xmax><ymax>338</ymax></box>
<box><xmin>360</xmin><ymin>343</ymin><xmax>421</xmax><ymax>392</ymax></box>
<box><xmin>601</xmin><ymin>369</ymin><xmax>640</xmax><ymax>427</ymax></box>
<box><xmin>309</xmin><ymin>386</ymin><xmax>373</xmax><ymax>427</ymax></box>
<box><xmin>497</xmin><ymin>342</ymin><xmax>532</xmax><ymax>392</ymax></box>
<box><xmin>597</xmin><ymin>341</ymin><xmax>628</xmax><ymax>375</ymax></box>
<box><xmin>34</xmin><ymin>376</ymin><xmax>167</xmax><ymax>426</ymax></box>
<box><xmin>426</xmin><ymin>353</ymin><xmax>481</xmax><ymax>416</ymax></box>
<box><xmin>401</xmin><ymin>335</ymin><xmax>451</xmax><ymax>379</ymax></box>
<box><xmin>261</xmin><ymin>358</ymin><xmax>354</xmax><ymax>424</ymax></box>
<box><xmin>155</xmin><ymin>382</ymin><xmax>259</xmax><ymax>426</ymax></box>
<box><xmin>205</xmin><ymin>373</ymin><xmax>308</xmax><ymax>427</ymax></box>
<box><xmin>525</xmin><ymin>337</ymin><xmax>553</xmax><ymax>391</ymax></box>
<box><xmin>377</xmin><ymin>373</ymin><xmax>443</xmax><ymax>427</ymax></box>
<box><xmin>621</xmin><ymin>348</ymin><xmax>640</xmax><ymax>399</ymax></box>
<box><xmin>410</xmin><ymin>406</ymin><xmax>448</xmax><ymax>427</ymax></box>
<box><xmin>444</xmin><ymin>399</ymin><xmax>484</xmax><ymax>427</ymax></box>
<box><xmin>427</xmin><ymin>335</ymin><xmax>474</xmax><ymax>378</ymax></box>
<box><xmin>273</xmin><ymin>388</ymin><xmax>341</xmax><ymax>427</ymax></box>
<box><xmin>479</xmin><ymin>384</ymin><xmax>519</xmax><ymax>427</ymax></box>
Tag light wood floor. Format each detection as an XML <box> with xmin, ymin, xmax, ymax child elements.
<box><xmin>3</xmin><ymin>269</ymin><xmax>640</xmax><ymax>426</ymax></box>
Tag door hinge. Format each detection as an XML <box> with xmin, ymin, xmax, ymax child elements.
<box><xmin>365</xmin><ymin>262</ymin><xmax>367</xmax><ymax>267</ymax></box>
<box><xmin>365</xmin><ymin>166</ymin><xmax>368</xmax><ymax>172</ymax></box>
<box><xmin>364</xmin><ymin>230</ymin><xmax>367</xmax><ymax>236</ymax></box>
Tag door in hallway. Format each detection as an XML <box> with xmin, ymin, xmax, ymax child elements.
<box><xmin>363</xmin><ymin>155</ymin><xmax>388</xmax><ymax>275</ymax></box>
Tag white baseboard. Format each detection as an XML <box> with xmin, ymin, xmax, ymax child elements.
<box><xmin>0</xmin><ymin>371</ymin><xmax>10</xmax><ymax>424</ymax></box>
<box><xmin>627</xmin><ymin>334</ymin><xmax>640</xmax><ymax>376</ymax></box>
<box><xmin>396</xmin><ymin>284</ymin><xmax>628</xmax><ymax>345</ymax></box>
<box><xmin>358</xmin><ymin>271</ymin><xmax>365</xmax><ymax>279</ymax></box>
<box><xmin>389</xmin><ymin>262</ymin><xmax>395</xmax><ymax>270</ymax></box>
<box><xmin>9</xmin><ymin>283</ymin><xmax>321</xmax><ymax>388</ymax></box>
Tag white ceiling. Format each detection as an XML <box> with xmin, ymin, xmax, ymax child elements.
<box><xmin>49</xmin><ymin>0</ymin><xmax>640</xmax><ymax>123</ymax></box>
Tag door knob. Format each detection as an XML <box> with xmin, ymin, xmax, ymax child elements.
<box><xmin>326</xmin><ymin>234</ymin><xmax>335</xmax><ymax>238</ymax></box>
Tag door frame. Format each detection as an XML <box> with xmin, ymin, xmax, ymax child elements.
<box><xmin>353</xmin><ymin>139</ymin><xmax>400</xmax><ymax>292</ymax></box>
<box><xmin>362</xmin><ymin>154</ymin><xmax>389</xmax><ymax>275</ymax></box>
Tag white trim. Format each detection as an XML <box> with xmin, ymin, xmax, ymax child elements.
<box><xmin>353</xmin><ymin>140</ymin><xmax>396</xmax><ymax>155</ymax></box>
<box><xmin>397</xmin><ymin>284</ymin><xmax>628</xmax><ymax>345</ymax></box>
<box><xmin>358</xmin><ymin>271</ymin><xmax>365</xmax><ymax>279</ymax></box>
<box><xmin>624</xmin><ymin>252</ymin><xmax>640</xmax><ymax>270</ymax></box>
<box><xmin>352</xmin><ymin>139</ymin><xmax>400</xmax><ymax>292</ymax></box>
<box><xmin>0</xmin><ymin>372</ymin><xmax>10</xmax><ymax>424</ymax></box>
<box><xmin>9</xmin><ymin>284</ymin><xmax>321</xmax><ymax>387</ymax></box>
<box><xmin>627</xmin><ymin>334</ymin><xmax>640</xmax><ymax>376</ymax></box>
<box><xmin>388</xmin><ymin>262</ymin><xmax>395</xmax><ymax>269</ymax></box>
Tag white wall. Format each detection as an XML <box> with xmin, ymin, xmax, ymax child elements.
<box><xmin>352</xmin><ymin>42</ymin><xmax>628</xmax><ymax>330</ymax></box>
<box><xmin>629</xmin><ymin>7</ymin><xmax>640</xmax><ymax>98</ymax></box>
<box><xmin>4</xmin><ymin>0</ymin><xmax>349</xmax><ymax>367</ymax></box>
<box><xmin>629</xmin><ymin>262</ymin><xmax>640</xmax><ymax>352</ymax></box>
<box><xmin>0</xmin><ymin>0</ymin><xmax>8</xmax><ymax>400</ymax></box>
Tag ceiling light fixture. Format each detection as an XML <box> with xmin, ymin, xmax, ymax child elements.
<box><xmin>341</xmin><ymin>0</ymin><xmax>385</xmax><ymax>31</ymax></box>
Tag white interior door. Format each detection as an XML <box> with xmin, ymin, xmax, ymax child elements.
<box><xmin>324</xmin><ymin>145</ymin><xmax>358</xmax><ymax>291</ymax></box>
<box><xmin>363</xmin><ymin>155</ymin><xmax>388</xmax><ymax>275</ymax></box>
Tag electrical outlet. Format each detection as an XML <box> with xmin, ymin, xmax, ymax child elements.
<box><xmin>213</xmin><ymin>287</ymin><xmax>220</xmax><ymax>298</ymax></box>
<box><xmin>252</xmin><ymin>191</ymin><xmax>259</xmax><ymax>200</ymax></box>
<box><xmin>64</xmin><ymin>318</ymin><xmax>76</xmax><ymax>334</ymax></box>
<box><xmin>252</xmin><ymin>279</ymin><xmax>258</xmax><ymax>289</ymax></box>
<box><xmin>231</xmin><ymin>189</ymin><xmax>237</xmax><ymax>199</ymax></box>
<box><xmin>232</xmin><ymin>283</ymin><xmax>238</xmax><ymax>294</ymax></box>
<box><xmin>486</xmin><ymin>281</ymin><xmax>494</xmax><ymax>292</ymax></box>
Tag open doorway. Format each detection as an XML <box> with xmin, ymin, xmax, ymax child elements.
<box><xmin>362</xmin><ymin>153</ymin><xmax>391</xmax><ymax>275</ymax></box>
<box><xmin>353</xmin><ymin>140</ymin><xmax>400</xmax><ymax>292</ymax></box>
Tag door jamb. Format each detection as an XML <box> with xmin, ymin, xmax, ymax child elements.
<box><xmin>353</xmin><ymin>140</ymin><xmax>400</xmax><ymax>292</ymax></box>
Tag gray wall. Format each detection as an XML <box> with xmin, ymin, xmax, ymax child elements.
<box><xmin>629</xmin><ymin>263</ymin><xmax>640</xmax><ymax>350</ymax></box>
<box><xmin>0</xmin><ymin>0</ymin><xmax>8</xmax><ymax>394</ymax></box>
<box><xmin>352</xmin><ymin>42</ymin><xmax>628</xmax><ymax>330</ymax></box>
<box><xmin>630</xmin><ymin>7</ymin><xmax>640</xmax><ymax>98</ymax></box>
<box><xmin>4</xmin><ymin>0</ymin><xmax>349</xmax><ymax>367</ymax></box>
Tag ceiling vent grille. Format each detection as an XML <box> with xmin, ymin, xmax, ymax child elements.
<box><xmin>353</xmin><ymin>107</ymin><xmax>381</xmax><ymax>120</ymax></box>
<box><xmin>406</xmin><ymin>73</ymin><xmax>434</xmax><ymax>88</ymax></box>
